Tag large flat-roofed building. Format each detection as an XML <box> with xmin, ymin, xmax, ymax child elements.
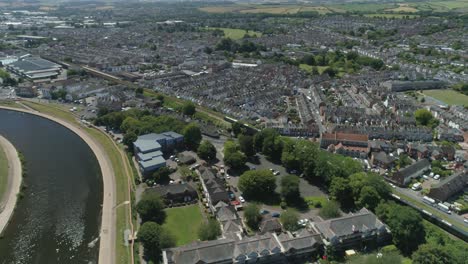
<box><xmin>7</xmin><ymin>57</ymin><xmax>62</xmax><ymax>82</ymax></box>
<box><xmin>133</xmin><ymin>132</ymin><xmax>183</xmax><ymax>174</ymax></box>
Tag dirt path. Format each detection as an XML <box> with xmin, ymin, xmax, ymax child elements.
<box><xmin>0</xmin><ymin>105</ymin><xmax>116</xmax><ymax>264</ymax></box>
<box><xmin>0</xmin><ymin>135</ymin><xmax>22</xmax><ymax>235</ymax></box>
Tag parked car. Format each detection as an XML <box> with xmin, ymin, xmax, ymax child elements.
<box><xmin>271</xmin><ymin>212</ymin><xmax>281</xmax><ymax>218</ymax></box>
<box><xmin>259</xmin><ymin>209</ymin><xmax>269</xmax><ymax>215</ymax></box>
<box><xmin>434</xmin><ymin>174</ymin><xmax>440</xmax><ymax>180</ymax></box>
<box><xmin>239</xmin><ymin>196</ymin><xmax>245</xmax><ymax>203</ymax></box>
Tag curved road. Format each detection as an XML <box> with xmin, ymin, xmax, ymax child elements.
<box><xmin>0</xmin><ymin>135</ymin><xmax>22</xmax><ymax>235</ymax></box>
<box><xmin>0</xmin><ymin>105</ymin><xmax>116</xmax><ymax>264</ymax></box>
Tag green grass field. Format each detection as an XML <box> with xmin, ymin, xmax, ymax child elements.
<box><xmin>299</xmin><ymin>64</ymin><xmax>329</xmax><ymax>74</ymax></box>
<box><xmin>205</xmin><ymin>27</ymin><xmax>262</xmax><ymax>40</ymax></box>
<box><xmin>422</xmin><ymin>90</ymin><xmax>468</xmax><ymax>106</ymax></box>
<box><xmin>163</xmin><ymin>205</ymin><xmax>204</xmax><ymax>246</ymax></box>
<box><xmin>0</xmin><ymin>145</ymin><xmax>8</xmax><ymax>203</ymax></box>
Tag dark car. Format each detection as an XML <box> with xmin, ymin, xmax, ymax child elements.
<box><xmin>271</xmin><ymin>212</ymin><xmax>281</xmax><ymax>218</ymax></box>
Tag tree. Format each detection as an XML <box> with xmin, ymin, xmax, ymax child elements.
<box><xmin>231</xmin><ymin>122</ymin><xmax>243</xmax><ymax>137</ymax></box>
<box><xmin>376</xmin><ymin>202</ymin><xmax>425</xmax><ymax>255</ymax></box>
<box><xmin>302</xmin><ymin>55</ymin><xmax>316</xmax><ymax>66</ymax></box>
<box><xmin>183</xmin><ymin>123</ymin><xmax>202</xmax><ymax>149</ymax></box>
<box><xmin>349</xmin><ymin>172</ymin><xmax>390</xmax><ymax>207</ymax></box>
<box><xmin>280</xmin><ymin>209</ymin><xmax>300</xmax><ymax>231</ymax></box>
<box><xmin>253</xmin><ymin>128</ymin><xmax>278</xmax><ymax>151</ymax></box>
<box><xmin>136</xmin><ymin>192</ymin><xmax>166</xmax><ymax>224</ymax></box>
<box><xmin>135</xmin><ymin>87</ymin><xmax>144</xmax><ymax>95</ymax></box>
<box><xmin>323</xmin><ymin>67</ymin><xmax>337</xmax><ymax>77</ymax></box>
<box><xmin>244</xmin><ymin>203</ymin><xmax>262</xmax><ymax>230</ymax></box>
<box><xmin>122</xmin><ymin>131</ymin><xmax>137</xmax><ymax>149</ymax></box>
<box><xmin>224</xmin><ymin>150</ymin><xmax>247</xmax><ymax>170</ymax></box>
<box><xmin>412</xmin><ymin>243</ymin><xmax>454</xmax><ymax>264</ymax></box>
<box><xmin>414</xmin><ymin>108</ymin><xmax>438</xmax><ymax>128</ymax></box>
<box><xmin>182</xmin><ymin>101</ymin><xmax>196</xmax><ymax>116</ymax></box>
<box><xmin>262</xmin><ymin>134</ymin><xmax>283</xmax><ymax>162</ymax></box>
<box><xmin>152</xmin><ymin>166</ymin><xmax>172</xmax><ymax>183</ymax></box>
<box><xmin>280</xmin><ymin>175</ymin><xmax>300</xmax><ymax>201</ymax></box>
<box><xmin>239</xmin><ymin>170</ymin><xmax>276</xmax><ymax>198</ymax></box>
<box><xmin>139</xmin><ymin>222</ymin><xmax>175</xmax><ymax>262</ymax></box>
<box><xmin>198</xmin><ymin>218</ymin><xmax>221</xmax><ymax>241</ymax></box>
<box><xmin>357</xmin><ymin>186</ymin><xmax>381</xmax><ymax>210</ymax></box>
<box><xmin>238</xmin><ymin>134</ymin><xmax>255</xmax><ymax>157</ymax></box>
<box><xmin>197</xmin><ymin>140</ymin><xmax>217</xmax><ymax>160</ymax></box>
<box><xmin>329</xmin><ymin>177</ymin><xmax>354</xmax><ymax>209</ymax></box>
<box><xmin>319</xmin><ymin>200</ymin><xmax>341</xmax><ymax>219</ymax></box>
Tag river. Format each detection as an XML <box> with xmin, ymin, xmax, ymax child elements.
<box><xmin>0</xmin><ymin>109</ymin><xmax>102</xmax><ymax>263</ymax></box>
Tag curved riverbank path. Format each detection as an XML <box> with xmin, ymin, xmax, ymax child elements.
<box><xmin>0</xmin><ymin>135</ymin><xmax>22</xmax><ymax>235</ymax></box>
<box><xmin>0</xmin><ymin>105</ymin><xmax>116</xmax><ymax>264</ymax></box>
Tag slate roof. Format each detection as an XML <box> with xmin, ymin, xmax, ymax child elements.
<box><xmin>166</xmin><ymin>239</ymin><xmax>235</xmax><ymax>264</ymax></box>
<box><xmin>233</xmin><ymin>233</ymin><xmax>282</xmax><ymax>258</ymax></box>
<box><xmin>391</xmin><ymin>159</ymin><xmax>430</xmax><ymax>185</ymax></box>
<box><xmin>428</xmin><ymin>170</ymin><xmax>468</xmax><ymax>201</ymax></box>
<box><xmin>278</xmin><ymin>230</ymin><xmax>318</xmax><ymax>252</ymax></box>
<box><xmin>372</xmin><ymin>152</ymin><xmax>396</xmax><ymax>164</ymax></box>
<box><xmin>259</xmin><ymin>218</ymin><xmax>282</xmax><ymax>234</ymax></box>
<box><xmin>314</xmin><ymin>208</ymin><xmax>387</xmax><ymax>240</ymax></box>
<box><xmin>145</xmin><ymin>183</ymin><xmax>197</xmax><ymax>197</ymax></box>
<box><xmin>216</xmin><ymin>205</ymin><xmax>238</xmax><ymax>222</ymax></box>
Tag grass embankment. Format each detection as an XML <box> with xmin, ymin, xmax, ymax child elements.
<box><xmin>422</xmin><ymin>90</ymin><xmax>468</xmax><ymax>106</ymax></box>
<box><xmin>143</xmin><ymin>89</ymin><xmax>230</xmax><ymax>129</ymax></box>
<box><xmin>162</xmin><ymin>205</ymin><xmax>203</xmax><ymax>246</ymax></box>
<box><xmin>0</xmin><ymin>145</ymin><xmax>8</xmax><ymax>202</ymax></box>
<box><xmin>205</xmin><ymin>27</ymin><xmax>262</xmax><ymax>40</ymax></box>
<box><xmin>20</xmin><ymin>101</ymin><xmax>134</xmax><ymax>264</ymax></box>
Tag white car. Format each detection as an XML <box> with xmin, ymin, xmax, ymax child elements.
<box><xmin>226</xmin><ymin>174</ymin><xmax>231</xmax><ymax>179</ymax></box>
<box><xmin>434</xmin><ymin>175</ymin><xmax>440</xmax><ymax>180</ymax></box>
<box><xmin>239</xmin><ymin>196</ymin><xmax>245</xmax><ymax>203</ymax></box>
<box><xmin>389</xmin><ymin>183</ymin><xmax>396</xmax><ymax>188</ymax></box>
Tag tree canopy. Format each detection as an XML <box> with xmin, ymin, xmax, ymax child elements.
<box><xmin>244</xmin><ymin>203</ymin><xmax>262</xmax><ymax>230</ymax></box>
<box><xmin>414</xmin><ymin>108</ymin><xmax>438</xmax><ymax>128</ymax></box>
<box><xmin>319</xmin><ymin>200</ymin><xmax>342</xmax><ymax>219</ymax></box>
<box><xmin>280</xmin><ymin>209</ymin><xmax>300</xmax><ymax>231</ymax></box>
<box><xmin>197</xmin><ymin>140</ymin><xmax>217</xmax><ymax>160</ymax></box>
<box><xmin>376</xmin><ymin>202</ymin><xmax>426</xmax><ymax>255</ymax></box>
<box><xmin>183</xmin><ymin>123</ymin><xmax>202</xmax><ymax>149</ymax></box>
<box><xmin>136</xmin><ymin>192</ymin><xmax>166</xmax><ymax>224</ymax></box>
<box><xmin>139</xmin><ymin>221</ymin><xmax>175</xmax><ymax>262</ymax></box>
<box><xmin>280</xmin><ymin>175</ymin><xmax>301</xmax><ymax>202</ymax></box>
<box><xmin>198</xmin><ymin>218</ymin><xmax>221</xmax><ymax>241</ymax></box>
<box><xmin>182</xmin><ymin>101</ymin><xmax>196</xmax><ymax>116</ymax></box>
<box><xmin>238</xmin><ymin>170</ymin><xmax>276</xmax><ymax>198</ymax></box>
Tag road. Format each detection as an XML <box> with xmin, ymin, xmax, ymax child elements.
<box><xmin>392</xmin><ymin>186</ymin><xmax>467</xmax><ymax>232</ymax></box>
<box><xmin>0</xmin><ymin>135</ymin><xmax>22</xmax><ymax>235</ymax></box>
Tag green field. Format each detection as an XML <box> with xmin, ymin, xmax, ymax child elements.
<box><xmin>422</xmin><ymin>89</ymin><xmax>468</xmax><ymax>106</ymax></box>
<box><xmin>0</xmin><ymin>144</ymin><xmax>8</xmax><ymax>203</ymax></box>
<box><xmin>299</xmin><ymin>64</ymin><xmax>329</xmax><ymax>74</ymax></box>
<box><xmin>200</xmin><ymin>1</ymin><xmax>468</xmax><ymax>15</ymax></box>
<box><xmin>205</xmin><ymin>27</ymin><xmax>262</xmax><ymax>40</ymax></box>
<box><xmin>162</xmin><ymin>205</ymin><xmax>204</xmax><ymax>246</ymax></box>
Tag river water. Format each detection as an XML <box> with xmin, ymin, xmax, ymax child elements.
<box><xmin>0</xmin><ymin>109</ymin><xmax>102</xmax><ymax>263</ymax></box>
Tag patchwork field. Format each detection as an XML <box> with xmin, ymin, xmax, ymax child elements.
<box><xmin>199</xmin><ymin>1</ymin><xmax>468</xmax><ymax>15</ymax></box>
<box><xmin>422</xmin><ymin>89</ymin><xmax>468</xmax><ymax>106</ymax></box>
<box><xmin>364</xmin><ymin>13</ymin><xmax>420</xmax><ymax>18</ymax></box>
<box><xmin>162</xmin><ymin>205</ymin><xmax>204</xmax><ymax>246</ymax></box>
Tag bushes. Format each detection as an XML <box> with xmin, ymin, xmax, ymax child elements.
<box><xmin>319</xmin><ymin>201</ymin><xmax>341</xmax><ymax>219</ymax></box>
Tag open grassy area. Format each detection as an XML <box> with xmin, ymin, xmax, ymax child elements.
<box><xmin>162</xmin><ymin>205</ymin><xmax>204</xmax><ymax>246</ymax></box>
<box><xmin>205</xmin><ymin>27</ymin><xmax>262</xmax><ymax>40</ymax></box>
<box><xmin>305</xmin><ymin>196</ymin><xmax>328</xmax><ymax>209</ymax></box>
<box><xmin>0</xmin><ymin>145</ymin><xmax>8</xmax><ymax>203</ymax></box>
<box><xmin>385</xmin><ymin>4</ymin><xmax>419</xmax><ymax>13</ymax></box>
<box><xmin>18</xmin><ymin>101</ymin><xmax>134</xmax><ymax>264</ymax></box>
<box><xmin>422</xmin><ymin>89</ymin><xmax>468</xmax><ymax>106</ymax></box>
<box><xmin>200</xmin><ymin>4</ymin><xmax>332</xmax><ymax>15</ymax></box>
